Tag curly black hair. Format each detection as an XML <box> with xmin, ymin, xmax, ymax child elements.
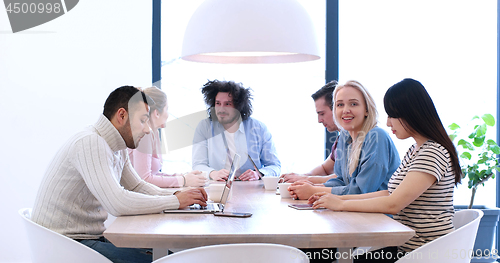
<box><xmin>201</xmin><ymin>80</ymin><xmax>253</xmax><ymax>121</ymax></box>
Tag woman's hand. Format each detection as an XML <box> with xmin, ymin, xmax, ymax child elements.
<box><xmin>288</xmin><ymin>181</ymin><xmax>316</xmax><ymax>200</ymax></box>
<box><xmin>183</xmin><ymin>171</ymin><xmax>208</xmax><ymax>187</ymax></box>
<box><xmin>280</xmin><ymin>173</ymin><xmax>307</xmax><ymax>183</ymax></box>
<box><xmin>309</xmin><ymin>192</ymin><xmax>343</xmax><ymax>211</ymax></box>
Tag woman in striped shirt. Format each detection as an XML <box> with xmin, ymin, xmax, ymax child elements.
<box><xmin>309</xmin><ymin>78</ymin><xmax>462</xmax><ymax>261</ymax></box>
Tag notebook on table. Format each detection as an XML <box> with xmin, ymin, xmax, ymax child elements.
<box><xmin>162</xmin><ymin>153</ymin><xmax>240</xmax><ymax>214</ymax></box>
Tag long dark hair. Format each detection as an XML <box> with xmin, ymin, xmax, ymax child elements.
<box><xmin>201</xmin><ymin>80</ymin><xmax>253</xmax><ymax>121</ymax></box>
<box><xmin>384</xmin><ymin>78</ymin><xmax>461</xmax><ymax>185</ymax></box>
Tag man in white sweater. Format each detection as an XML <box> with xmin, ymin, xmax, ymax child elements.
<box><xmin>32</xmin><ymin>86</ymin><xmax>207</xmax><ymax>263</ymax></box>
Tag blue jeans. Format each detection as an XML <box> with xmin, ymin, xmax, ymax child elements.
<box><xmin>77</xmin><ymin>237</ymin><xmax>152</xmax><ymax>263</ymax></box>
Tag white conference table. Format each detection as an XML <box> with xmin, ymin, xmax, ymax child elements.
<box><xmin>104</xmin><ymin>181</ymin><xmax>415</xmax><ymax>262</ymax></box>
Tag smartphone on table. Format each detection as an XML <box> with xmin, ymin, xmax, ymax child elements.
<box><xmin>288</xmin><ymin>204</ymin><xmax>325</xmax><ymax>210</ymax></box>
<box><xmin>214</xmin><ymin>212</ymin><xmax>252</xmax><ymax>218</ymax></box>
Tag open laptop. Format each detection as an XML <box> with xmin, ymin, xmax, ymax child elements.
<box><xmin>246</xmin><ymin>153</ymin><xmax>264</xmax><ymax>179</ymax></box>
<box><xmin>163</xmin><ymin>154</ymin><xmax>240</xmax><ymax>214</ymax></box>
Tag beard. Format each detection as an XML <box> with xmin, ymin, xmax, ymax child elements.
<box><xmin>118</xmin><ymin>119</ymin><xmax>138</xmax><ymax>149</ymax></box>
<box><xmin>215</xmin><ymin>107</ymin><xmax>241</xmax><ymax>126</ymax></box>
<box><xmin>217</xmin><ymin>113</ymin><xmax>239</xmax><ymax>125</ymax></box>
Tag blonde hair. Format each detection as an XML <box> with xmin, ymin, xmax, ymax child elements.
<box><xmin>333</xmin><ymin>80</ymin><xmax>378</xmax><ymax>175</ymax></box>
<box><xmin>143</xmin><ymin>86</ymin><xmax>167</xmax><ymax>114</ymax></box>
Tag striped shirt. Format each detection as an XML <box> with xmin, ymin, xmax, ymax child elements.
<box><xmin>388</xmin><ymin>140</ymin><xmax>455</xmax><ymax>252</ymax></box>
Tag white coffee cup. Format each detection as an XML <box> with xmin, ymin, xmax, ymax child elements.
<box><xmin>278</xmin><ymin>183</ymin><xmax>292</xmax><ymax>198</ymax></box>
<box><xmin>208</xmin><ymin>183</ymin><xmax>225</xmax><ymax>202</ymax></box>
<box><xmin>262</xmin><ymin>177</ymin><xmax>280</xmax><ymax>191</ymax></box>
<box><xmin>200</xmin><ymin>171</ymin><xmax>209</xmax><ymax>186</ymax></box>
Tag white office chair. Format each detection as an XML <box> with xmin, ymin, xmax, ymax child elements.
<box><xmin>395</xmin><ymin>209</ymin><xmax>483</xmax><ymax>263</ymax></box>
<box><xmin>151</xmin><ymin>243</ymin><xmax>310</xmax><ymax>263</ymax></box>
<box><xmin>19</xmin><ymin>208</ymin><xmax>112</xmax><ymax>263</ymax></box>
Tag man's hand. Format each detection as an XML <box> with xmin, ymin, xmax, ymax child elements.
<box><xmin>209</xmin><ymin>169</ymin><xmax>229</xmax><ymax>181</ymax></box>
<box><xmin>174</xmin><ymin>188</ymin><xmax>208</xmax><ymax>209</ymax></box>
<box><xmin>288</xmin><ymin>181</ymin><xmax>317</xmax><ymax>200</ymax></box>
<box><xmin>239</xmin><ymin>169</ymin><xmax>259</xmax><ymax>181</ymax></box>
<box><xmin>280</xmin><ymin>172</ymin><xmax>307</xmax><ymax>183</ymax></box>
<box><xmin>184</xmin><ymin>170</ymin><xmax>208</xmax><ymax>187</ymax></box>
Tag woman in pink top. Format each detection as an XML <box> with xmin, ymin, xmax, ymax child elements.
<box><xmin>129</xmin><ymin>87</ymin><xmax>207</xmax><ymax>188</ymax></box>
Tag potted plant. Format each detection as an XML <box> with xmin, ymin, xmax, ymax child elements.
<box><xmin>449</xmin><ymin>113</ymin><xmax>500</xmax><ymax>262</ymax></box>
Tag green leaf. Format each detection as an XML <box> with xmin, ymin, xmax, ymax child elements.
<box><xmin>468</xmin><ymin>171</ymin><xmax>478</xmax><ymax>180</ymax></box>
<box><xmin>472</xmin><ymin>115</ymin><xmax>480</xmax><ymax>120</ymax></box>
<box><xmin>458</xmin><ymin>139</ymin><xmax>475</xmax><ymax>151</ymax></box>
<box><xmin>449</xmin><ymin>123</ymin><xmax>460</xmax><ymax>130</ymax></box>
<box><xmin>490</xmin><ymin>145</ymin><xmax>500</xmax><ymax>155</ymax></box>
<box><xmin>476</xmin><ymin>124</ymin><xmax>487</xmax><ymax>137</ymax></box>
<box><xmin>460</xmin><ymin>152</ymin><xmax>472</xmax><ymax>160</ymax></box>
<box><xmin>468</xmin><ymin>180</ymin><xmax>474</xmax><ymax>188</ymax></box>
<box><xmin>468</xmin><ymin>131</ymin><xmax>476</xmax><ymax>139</ymax></box>
<box><xmin>487</xmin><ymin>139</ymin><xmax>497</xmax><ymax>146</ymax></box>
<box><xmin>449</xmin><ymin>134</ymin><xmax>457</xmax><ymax>142</ymax></box>
<box><xmin>482</xmin><ymin>114</ymin><xmax>495</xmax><ymax>126</ymax></box>
<box><xmin>473</xmin><ymin>136</ymin><xmax>485</xmax><ymax>147</ymax></box>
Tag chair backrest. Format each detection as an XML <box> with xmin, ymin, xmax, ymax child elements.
<box><xmin>152</xmin><ymin>243</ymin><xmax>310</xmax><ymax>263</ymax></box>
<box><xmin>395</xmin><ymin>209</ymin><xmax>483</xmax><ymax>263</ymax></box>
<box><xmin>19</xmin><ymin>208</ymin><xmax>112</xmax><ymax>263</ymax></box>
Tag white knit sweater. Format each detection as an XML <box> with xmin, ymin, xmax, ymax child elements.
<box><xmin>32</xmin><ymin>115</ymin><xmax>180</xmax><ymax>239</ymax></box>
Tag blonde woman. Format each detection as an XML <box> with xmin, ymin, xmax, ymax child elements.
<box><xmin>289</xmin><ymin>80</ymin><xmax>400</xmax><ymax>199</ymax></box>
<box><xmin>129</xmin><ymin>87</ymin><xmax>207</xmax><ymax>188</ymax></box>
<box><xmin>309</xmin><ymin>79</ymin><xmax>461</xmax><ymax>261</ymax></box>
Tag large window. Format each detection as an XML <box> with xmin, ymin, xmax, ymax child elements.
<box><xmin>338</xmin><ymin>0</ymin><xmax>497</xmax><ymax>206</ymax></box>
<box><xmin>160</xmin><ymin>0</ymin><xmax>497</xmax><ymax>207</ymax></box>
<box><xmin>160</xmin><ymin>1</ymin><xmax>327</xmax><ymax>175</ymax></box>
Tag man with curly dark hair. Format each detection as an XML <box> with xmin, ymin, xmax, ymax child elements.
<box><xmin>192</xmin><ymin>80</ymin><xmax>281</xmax><ymax>181</ymax></box>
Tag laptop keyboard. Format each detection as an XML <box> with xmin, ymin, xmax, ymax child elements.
<box><xmin>189</xmin><ymin>203</ymin><xmax>220</xmax><ymax>210</ymax></box>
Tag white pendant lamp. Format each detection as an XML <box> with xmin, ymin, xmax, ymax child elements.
<box><xmin>181</xmin><ymin>0</ymin><xmax>320</xmax><ymax>64</ymax></box>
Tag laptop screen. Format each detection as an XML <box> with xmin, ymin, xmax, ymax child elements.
<box><xmin>246</xmin><ymin>153</ymin><xmax>263</xmax><ymax>178</ymax></box>
<box><xmin>219</xmin><ymin>153</ymin><xmax>240</xmax><ymax>207</ymax></box>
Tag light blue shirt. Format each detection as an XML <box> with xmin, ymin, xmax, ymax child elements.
<box><xmin>192</xmin><ymin>117</ymin><xmax>281</xmax><ymax>177</ymax></box>
<box><xmin>324</xmin><ymin>127</ymin><xmax>400</xmax><ymax>195</ymax></box>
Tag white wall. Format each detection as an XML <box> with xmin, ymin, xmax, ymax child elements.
<box><xmin>0</xmin><ymin>1</ymin><xmax>152</xmax><ymax>262</ymax></box>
